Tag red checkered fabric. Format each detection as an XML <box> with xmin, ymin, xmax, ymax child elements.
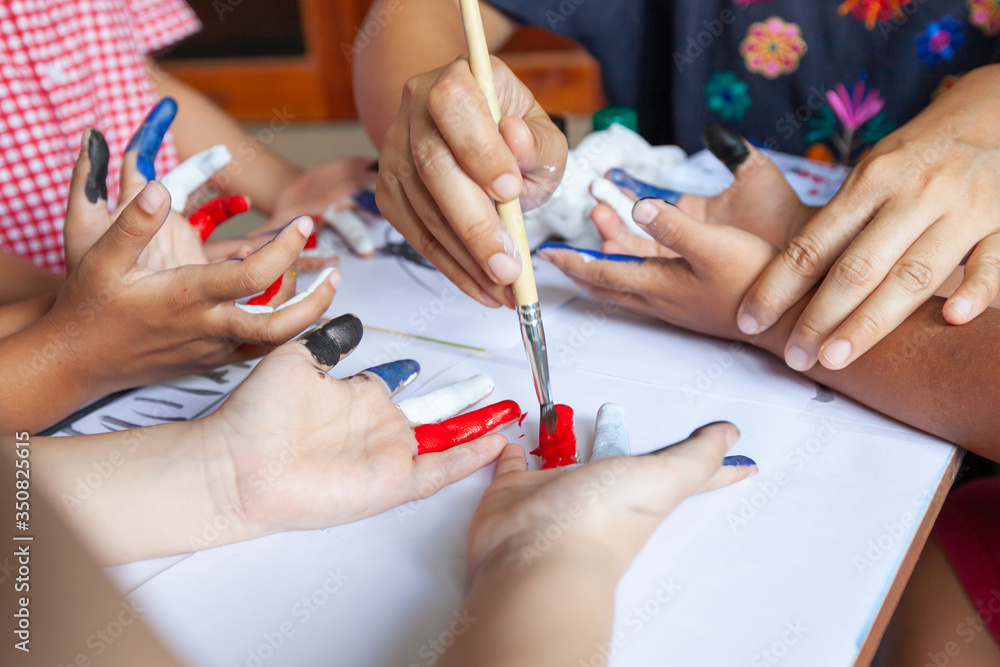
<box><xmin>0</xmin><ymin>0</ymin><xmax>201</xmax><ymax>271</ymax></box>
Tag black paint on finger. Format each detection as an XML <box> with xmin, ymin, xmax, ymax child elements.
<box><xmin>702</xmin><ymin>123</ymin><xmax>750</xmax><ymax>174</ymax></box>
<box><xmin>300</xmin><ymin>313</ymin><xmax>364</xmax><ymax>367</ymax></box>
<box><xmin>85</xmin><ymin>129</ymin><xmax>109</xmax><ymax>203</ymax></box>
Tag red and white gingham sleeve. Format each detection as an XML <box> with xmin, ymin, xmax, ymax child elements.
<box><xmin>123</xmin><ymin>0</ymin><xmax>202</xmax><ymax>55</ymax></box>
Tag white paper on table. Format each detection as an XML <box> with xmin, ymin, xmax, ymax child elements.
<box><xmin>124</xmin><ymin>318</ymin><xmax>954</xmax><ymax>667</ymax></box>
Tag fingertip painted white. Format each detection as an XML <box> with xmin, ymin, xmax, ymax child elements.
<box><xmin>322</xmin><ymin>204</ymin><xmax>376</xmax><ymax>257</ymax></box>
<box><xmin>162</xmin><ymin>145</ymin><xmax>233</xmax><ymax>212</ymax></box>
<box><xmin>396</xmin><ymin>374</ymin><xmax>495</xmax><ymax>426</ymax></box>
<box><xmin>235</xmin><ymin>303</ymin><xmax>274</xmax><ymax>314</ymax></box>
<box><xmin>591</xmin><ymin>402</ymin><xmax>630</xmax><ymax>461</ymax></box>
<box><xmin>589</xmin><ymin>177</ymin><xmax>651</xmax><ymax>239</ymax></box>
<box><xmin>275</xmin><ymin>267</ymin><xmax>337</xmax><ymax>311</ymax></box>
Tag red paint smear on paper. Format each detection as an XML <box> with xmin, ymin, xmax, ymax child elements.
<box><xmin>533</xmin><ymin>404</ymin><xmax>578</xmax><ymax>469</ymax></box>
<box><xmin>517</xmin><ymin>412</ymin><xmax>527</xmax><ymax>427</ymax></box>
<box><xmin>246</xmin><ymin>275</ymin><xmax>283</xmax><ymax>306</ymax></box>
<box><xmin>415</xmin><ymin>400</ymin><xmax>521</xmax><ymax>454</ymax></box>
<box><xmin>188</xmin><ymin>194</ymin><xmax>250</xmax><ymax>241</ymax></box>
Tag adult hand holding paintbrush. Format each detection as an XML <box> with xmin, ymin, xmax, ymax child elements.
<box><xmin>458</xmin><ymin>0</ymin><xmax>575</xmax><ymax>467</ymax></box>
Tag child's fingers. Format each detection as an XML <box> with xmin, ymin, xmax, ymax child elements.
<box><xmin>322</xmin><ymin>205</ymin><xmax>375</xmax><ymax>257</ymax></box>
<box><xmin>631</xmin><ymin>197</ymin><xmax>720</xmax><ymax>266</ymax></box>
<box><xmin>698</xmin><ymin>455</ymin><xmax>759</xmax><ymax>493</ymax></box>
<box><xmin>415</xmin><ymin>400</ymin><xmax>521</xmax><ymax>455</ymax></box>
<box><xmin>203</xmin><ymin>217</ymin><xmax>314</xmax><ymax>301</ymax></box>
<box><xmin>87</xmin><ymin>181</ymin><xmax>171</xmax><ymax>271</ymax></box>
<box><xmin>591</xmin><ymin>403</ymin><xmax>630</xmax><ymax>461</ymax></box>
<box><xmin>355</xmin><ymin>359</ymin><xmax>421</xmax><ymax>398</ymax></box>
<box><xmin>633</xmin><ymin>422</ymin><xmax>739</xmax><ymax>506</ymax></box>
<box><xmin>410</xmin><ymin>434</ymin><xmax>509</xmax><ymax>497</ymax></box>
<box><xmin>493</xmin><ymin>442</ymin><xmax>529</xmax><ymax>478</ymax></box>
<box><xmin>221</xmin><ymin>274</ymin><xmax>338</xmax><ymax>348</ymax></box>
<box><xmin>283</xmin><ymin>313</ymin><xmax>363</xmax><ymax>372</ymax></box>
<box><xmin>64</xmin><ymin>129</ymin><xmax>112</xmax><ymax>263</ymax></box>
<box><xmin>162</xmin><ymin>145</ymin><xmax>232</xmax><ymax>213</ymax></box>
<box><xmin>188</xmin><ymin>194</ymin><xmax>250</xmax><ymax>242</ymax></box>
<box><xmin>396</xmin><ymin>374</ymin><xmax>495</xmax><ymax>426</ymax></box>
<box><xmin>124</xmin><ymin>97</ymin><xmax>177</xmax><ymax>182</ymax></box>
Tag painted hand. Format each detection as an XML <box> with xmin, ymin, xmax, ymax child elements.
<box><xmin>738</xmin><ymin>67</ymin><xmax>1000</xmax><ymax>371</ymax></box>
<box><xmin>538</xmin><ymin>197</ymin><xmax>779</xmax><ymax>343</ymax></box>
<box><xmin>465</xmin><ymin>409</ymin><xmax>755</xmax><ymax>582</ymax></box>
<box><xmin>202</xmin><ymin>315</ymin><xmax>514</xmax><ymax>537</ymax></box>
<box><xmin>49</xmin><ymin>129</ymin><xmax>337</xmax><ymax>394</ymax></box>
<box><xmin>590</xmin><ymin>124</ymin><xmax>816</xmax><ymax>259</ymax></box>
<box><xmin>376</xmin><ymin>56</ymin><xmax>568</xmax><ymax>308</ymax></box>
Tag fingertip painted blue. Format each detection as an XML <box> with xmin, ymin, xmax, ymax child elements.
<box><xmin>365</xmin><ymin>359</ymin><xmax>420</xmax><ymax>393</ymax></box>
<box><xmin>537</xmin><ymin>242</ymin><xmax>645</xmax><ymax>264</ymax></box>
<box><xmin>126</xmin><ymin>97</ymin><xmax>178</xmax><ymax>181</ymax></box>
<box><xmin>352</xmin><ymin>190</ymin><xmax>380</xmax><ymax>216</ymax></box>
<box><xmin>606</xmin><ymin>168</ymin><xmax>682</xmax><ymax>205</ymax></box>
<box><xmin>723</xmin><ymin>455</ymin><xmax>757</xmax><ymax>467</ymax></box>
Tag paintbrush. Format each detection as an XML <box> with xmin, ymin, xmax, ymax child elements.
<box><xmin>457</xmin><ymin>0</ymin><xmax>559</xmax><ymax>440</ymax></box>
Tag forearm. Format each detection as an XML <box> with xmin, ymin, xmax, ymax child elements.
<box><xmin>353</xmin><ymin>0</ymin><xmax>516</xmax><ymax>147</ymax></box>
<box><xmin>32</xmin><ymin>420</ymin><xmax>246</xmax><ymax>565</ymax></box>
<box><xmin>0</xmin><ymin>251</ymin><xmax>63</xmax><ymax>304</ymax></box>
<box><xmin>0</xmin><ymin>314</ymin><xmax>106</xmax><ymax>433</ymax></box>
<box><xmin>149</xmin><ymin>66</ymin><xmax>301</xmax><ymax>214</ymax></box>
<box><xmin>753</xmin><ymin>297</ymin><xmax>1000</xmax><ymax>457</ymax></box>
<box><xmin>0</xmin><ymin>294</ymin><xmax>56</xmax><ymax>337</ymax></box>
<box><xmin>441</xmin><ymin>542</ymin><xmax>618</xmax><ymax>667</ymax></box>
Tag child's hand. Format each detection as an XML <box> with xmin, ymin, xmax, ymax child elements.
<box><xmin>47</xmin><ymin>130</ymin><xmax>336</xmax><ymax>394</ymax></box>
<box><xmin>267</xmin><ymin>157</ymin><xmax>377</xmax><ymax>230</ymax></box>
<box><xmin>539</xmin><ymin>197</ymin><xmax>780</xmax><ymax>344</ymax></box>
<box><xmin>198</xmin><ymin>315</ymin><xmax>512</xmax><ymax>541</ymax></box>
<box><xmin>465</xmin><ymin>411</ymin><xmax>754</xmax><ymax>582</ymax></box>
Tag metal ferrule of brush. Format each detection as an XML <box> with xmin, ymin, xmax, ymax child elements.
<box><xmin>517</xmin><ymin>302</ymin><xmax>553</xmax><ymax>406</ymax></box>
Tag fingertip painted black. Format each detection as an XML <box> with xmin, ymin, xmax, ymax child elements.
<box><xmin>301</xmin><ymin>313</ymin><xmax>364</xmax><ymax>367</ymax></box>
<box><xmin>85</xmin><ymin>129</ymin><xmax>109</xmax><ymax>204</ymax></box>
<box><xmin>702</xmin><ymin>123</ymin><xmax>750</xmax><ymax>174</ymax></box>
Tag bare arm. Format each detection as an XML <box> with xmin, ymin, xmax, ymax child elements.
<box><xmin>0</xmin><ymin>251</ymin><xmax>62</xmax><ymax>305</ymax></box>
<box><xmin>0</xmin><ymin>295</ymin><xmax>56</xmax><ymax>338</ymax></box>
<box><xmin>352</xmin><ymin>0</ymin><xmax>516</xmax><ymax>148</ymax></box>
<box><xmin>148</xmin><ymin>62</ymin><xmax>301</xmax><ymax>215</ymax></box>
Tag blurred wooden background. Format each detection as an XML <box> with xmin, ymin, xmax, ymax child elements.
<box><xmin>159</xmin><ymin>0</ymin><xmax>605</xmax><ymax>122</ymax></box>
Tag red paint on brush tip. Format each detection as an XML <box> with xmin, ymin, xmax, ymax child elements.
<box><xmin>537</xmin><ymin>404</ymin><xmax>578</xmax><ymax>469</ymax></box>
<box><xmin>415</xmin><ymin>400</ymin><xmax>521</xmax><ymax>454</ymax></box>
<box><xmin>246</xmin><ymin>275</ymin><xmax>283</xmax><ymax>306</ymax></box>
<box><xmin>188</xmin><ymin>194</ymin><xmax>250</xmax><ymax>241</ymax></box>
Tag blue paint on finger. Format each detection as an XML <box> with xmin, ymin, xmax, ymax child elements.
<box><xmin>352</xmin><ymin>190</ymin><xmax>380</xmax><ymax>216</ymax></box>
<box><xmin>126</xmin><ymin>98</ymin><xmax>178</xmax><ymax>181</ymax></box>
<box><xmin>364</xmin><ymin>359</ymin><xmax>420</xmax><ymax>393</ymax></box>
<box><xmin>606</xmin><ymin>168</ymin><xmax>682</xmax><ymax>205</ymax></box>
<box><xmin>723</xmin><ymin>455</ymin><xmax>757</xmax><ymax>467</ymax></box>
<box><xmin>592</xmin><ymin>403</ymin><xmax>630</xmax><ymax>461</ymax></box>
<box><xmin>537</xmin><ymin>242</ymin><xmax>645</xmax><ymax>264</ymax></box>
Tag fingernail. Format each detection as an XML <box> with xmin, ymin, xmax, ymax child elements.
<box><xmin>480</xmin><ymin>290</ymin><xmax>502</xmax><ymax>308</ymax></box>
<box><xmin>536</xmin><ymin>249</ymin><xmax>554</xmax><ymax>262</ymax></box>
<box><xmin>736</xmin><ymin>310</ymin><xmax>761</xmax><ymax>335</ymax></box>
<box><xmin>295</xmin><ymin>216</ymin><xmax>314</xmax><ymax>237</ymax></box>
<box><xmin>328</xmin><ymin>269</ymin><xmax>342</xmax><ymax>289</ymax></box>
<box><xmin>631</xmin><ymin>198</ymin><xmax>658</xmax><ymax>224</ymax></box>
<box><xmin>785</xmin><ymin>345</ymin><xmax>811</xmax><ymax>372</ymax></box>
<box><xmin>488</xmin><ymin>252</ymin><xmax>522</xmax><ymax>284</ymax></box>
<box><xmin>85</xmin><ymin>128</ymin><xmax>109</xmax><ymax>204</ymax></box>
<box><xmin>726</xmin><ymin>426</ymin><xmax>741</xmax><ymax>450</ymax></box>
<box><xmin>501</xmin><ymin>229</ymin><xmax>520</xmax><ymax>259</ymax></box>
<box><xmin>300</xmin><ymin>313</ymin><xmax>363</xmax><ymax>367</ymax></box>
<box><xmin>702</xmin><ymin>123</ymin><xmax>750</xmax><ymax>173</ymax></box>
<box><xmin>821</xmin><ymin>339</ymin><xmax>852</xmax><ymax>368</ymax></box>
<box><xmin>949</xmin><ymin>296</ymin><xmax>972</xmax><ymax>318</ymax></box>
<box><xmin>723</xmin><ymin>455</ymin><xmax>757</xmax><ymax>467</ymax></box>
<box><xmin>365</xmin><ymin>359</ymin><xmax>421</xmax><ymax>393</ymax></box>
<box><xmin>136</xmin><ymin>182</ymin><xmax>166</xmax><ymax>213</ymax></box>
<box><xmin>492</xmin><ymin>173</ymin><xmax>521</xmax><ymax>201</ymax></box>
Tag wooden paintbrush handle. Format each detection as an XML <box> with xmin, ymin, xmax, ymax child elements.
<box><xmin>459</xmin><ymin>0</ymin><xmax>539</xmax><ymax>306</ymax></box>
